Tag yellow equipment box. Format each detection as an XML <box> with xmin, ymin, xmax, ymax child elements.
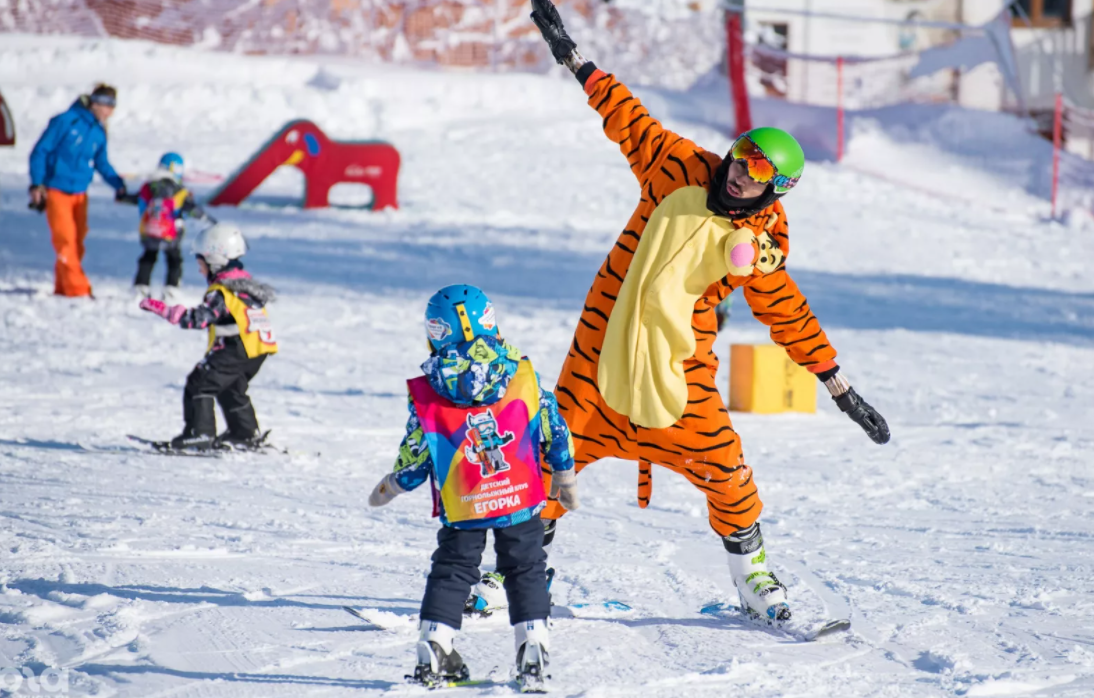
<box><xmin>729</xmin><ymin>344</ymin><xmax>816</xmax><ymax>414</ymax></box>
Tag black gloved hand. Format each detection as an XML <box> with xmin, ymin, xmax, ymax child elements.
<box><xmin>28</xmin><ymin>185</ymin><xmax>46</xmax><ymax>213</ymax></box>
<box><xmin>114</xmin><ymin>187</ymin><xmax>130</xmax><ymax>203</ymax></box>
<box><xmin>834</xmin><ymin>387</ymin><xmax>890</xmax><ymax>445</ymax></box>
<box><xmin>531</xmin><ymin>0</ymin><xmax>577</xmax><ymax>64</ymax></box>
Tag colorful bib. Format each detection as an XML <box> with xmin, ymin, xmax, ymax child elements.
<box><xmin>408</xmin><ymin>360</ymin><xmax>547</xmax><ymax>524</ymax></box>
<box><xmin>207</xmin><ymin>283</ymin><xmax>279</xmax><ymax>358</ymax></box>
<box><xmin>139</xmin><ymin>187</ymin><xmax>188</xmax><ymax>242</ymax></box>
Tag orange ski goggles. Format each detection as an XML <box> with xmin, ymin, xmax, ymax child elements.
<box><xmin>729</xmin><ymin>136</ymin><xmax>777</xmax><ymax>184</ymax></box>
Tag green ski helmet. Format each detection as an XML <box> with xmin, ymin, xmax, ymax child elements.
<box><xmin>729</xmin><ymin>127</ymin><xmax>805</xmax><ymax>195</ymax></box>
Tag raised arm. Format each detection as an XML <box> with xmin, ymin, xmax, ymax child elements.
<box><xmin>530</xmin><ymin>0</ymin><xmax>706</xmax><ymax>192</ymax></box>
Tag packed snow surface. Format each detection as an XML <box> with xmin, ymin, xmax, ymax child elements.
<box><xmin>2</xmin><ymin>35</ymin><xmax>1094</xmax><ymax>697</ymax></box>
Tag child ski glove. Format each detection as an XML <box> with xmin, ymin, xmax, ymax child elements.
<box><xmin>549</xmin><ymin>469</ymin><xmax>580</xmax><ymax>511</ymax></box>
<box><xmin>531</xmin><ymin>0</ymin><xmax>579</xmax><ymax>66</ymax></box>
<box><xmin>825</xmin><ymin>374</ymin><xmax>890</xmax><ymax>445</ymax></box>
<box><xmin>369</xmin><ymin>473</ymin><xmax>405</xmax><ymax>507</ymax></box>
<box><xmin>139</xmin><ymin>297</ymin><xmax>186</xmax><ymax>325</ymax></box>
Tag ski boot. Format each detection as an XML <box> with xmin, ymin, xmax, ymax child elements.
<box><xmin>724</xmin><ymin>523</ymin><xmax>790</xmax><ymax>622</ymax></box>
<box><xmin>408</xmin><ymin>620</ymin><xmax>469</xmax><ymax>688</ymax></box>
<box><xmin>169</xmin><ymin>430</ymin><xmax>217</xmax><ymax>452</ymax></box>
<box><xmin>216</xmin><ymin>429</ymin><xmax>268</xmax><ymax>451</ymax></box>
<box><xmin>162</xmin><ymin>285</ymin><xmax>182</xmax><ymax>304</ymax></box>
<box><xmin>514</xmin><ymin>619</ymin><xmax>550</xmax><ymax>693</ymax></box>
<box><xmin>464</xmin><ymin>571</ymin><xmax>507</xmax><ymax>616</ymax></box>
<box><xmin>134</xmin><ymin>284</ymin><xmax>151</xmax><ymax>300</ymax></box>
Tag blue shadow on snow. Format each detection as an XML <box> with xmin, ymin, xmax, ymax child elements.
<box><xmin>3</xmin><ymin>189</ymin><xmax>1091</xmax><ymax>346</ymax></box>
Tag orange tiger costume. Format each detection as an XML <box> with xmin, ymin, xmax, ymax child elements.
<box><xmin>541</xmin><ymin>70</ymin><xmax>839</xmax><ymax>538</ymax></box>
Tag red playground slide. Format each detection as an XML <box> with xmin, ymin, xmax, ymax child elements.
<box><xmin>209</xmin><ymin>120</ymin><xmax>399</xmax><ymax>210</ymax></box>
<box><xmin>0</xmin><ymin>89</ymin><xmax>14</xmax><ymax>147</ymax></box>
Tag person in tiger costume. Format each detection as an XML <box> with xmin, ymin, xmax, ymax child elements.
<box><xmin>528</xmin><ymin>0</ymin><xmax>890</xmax><ymax>623</ymax></box>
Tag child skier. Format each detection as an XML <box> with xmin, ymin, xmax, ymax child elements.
<box><xmin>120</xmin><ymin>152</ymin><xmax>211</xmax><ymax>301</ymax></box>
<box><xmin>368</xmin><ymin>284</ymin><xmax>578</xmax><ymax>692</ymax></box>
<box><xmin>137</xmin><ymin>223</ymin><xmax>277</xmax><ymax>451</ymax></box>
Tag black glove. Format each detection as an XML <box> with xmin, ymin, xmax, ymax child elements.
<box><xmin>28</xmin><ymin>185</ymin><xmax>46</xmax><ymax>213</ymax></box>
<box><xmin>834</xmin><ymin>387</ymin><xmax>890</xmax><ymax>445</ymax></box>
<box><xmin>530</xmin><ymin>0</ymin><xmax>577</xmax><ymax>64</ymax></box>
<box><xmin>114</xmin><ymin>187</ymin><xmax>130</xmax><ymax>203</ymax></box>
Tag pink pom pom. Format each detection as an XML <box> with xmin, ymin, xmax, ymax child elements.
<box><xmin>730</xmin><ymin>242</ymin><xmax>755</xmax><ymax>269</ymax></box>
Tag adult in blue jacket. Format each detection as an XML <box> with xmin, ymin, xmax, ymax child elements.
<box><xmin>29</xmin><ymin>84</ymin><xmax>126</xmax><ymax>297</ymax></box>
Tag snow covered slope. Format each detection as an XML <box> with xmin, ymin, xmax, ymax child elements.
<box><xmin>2</xmin><ymin>35</ymin><xmax>1094</xmax><ymax>697</ymax></box>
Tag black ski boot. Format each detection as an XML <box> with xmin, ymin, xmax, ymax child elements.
<box><xmin>169</xmin><ymin>430</ymin><xmax>217</xmax><ymax>451</ymax></box>
<box><xmin>408</xmin><ymin>621</ymin><xmax>468</xmax><ymax>688</ymax></box>
<box><xmin>216</xmin><ymin>429</ymin><xmax>268</xmax><ymax>451</ymax></box>
<box><xmin>174</xmin><ymin>396</ymin><xmax>217</xmax><ymax>451</ymax></box>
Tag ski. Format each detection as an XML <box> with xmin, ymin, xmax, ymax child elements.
<box><xmin>699</xmin><ymin>601</ymin><xmax>850</xmax><ymax>641</ymax></box>
<box><xmin>567</xmin><ymin>600</ymin><xmax>632</xmax><ymax>611</ymax></box>
<box><xmin>127</xmin><ymin>430</ymin><xmax>286</xmax><ymax>456</ymax></box>
<box><xmin>341</xmin><ymin>605</ymin><xmax>384</xmax><ymax>630</ymax></box>
<box><xmin>126</xmin><ymin>434</ymin><xmax>227</xmax><ymax>456</ymax></box>
<box><xmin>405</xmin><ymin>665</ymin><xmax>506</xmax><ymax>691</ymax></box>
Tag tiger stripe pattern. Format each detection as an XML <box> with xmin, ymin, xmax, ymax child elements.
<box><xmin>542</xmin><ymin>70</ymin><xmax>838</xmax><ymax>538</ymax></box>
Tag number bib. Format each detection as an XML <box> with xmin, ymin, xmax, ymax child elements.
<box><xmin>408</xmin><ymin>360</ymin><xmax>547</xmax><ymax>525</ymax></box>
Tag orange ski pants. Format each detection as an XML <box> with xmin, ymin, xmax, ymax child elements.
<box><xmin>46</xmin><ymin>189</ymin><xmax>92</xmax><ymax>297</ymax></box>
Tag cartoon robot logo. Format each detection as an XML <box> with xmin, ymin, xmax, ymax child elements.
<box><xmin>464</xmin><ymin>409</ymin><xmax>515</xmax><ymax>478</ymax></box>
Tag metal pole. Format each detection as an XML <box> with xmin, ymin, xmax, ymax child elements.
<box><xmin>1051</xmin><ymin>92</ymin><xmax>1062</xmax><ymax>220</ymax></box>
<box><xmin>836</xmin><ymin>56</ymin><xmax>844</xmax><ymax>162</ymax></box>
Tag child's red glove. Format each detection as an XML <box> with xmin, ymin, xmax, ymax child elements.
<box><xmin>139</xmin><ymin>298</ymin><xmax>186</xmax><ymax>325</ymax></box>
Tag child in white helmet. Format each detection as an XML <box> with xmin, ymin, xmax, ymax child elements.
<box><xmin>119</xmin><ymin>152</ymin><xmax>212</xmax><ymax>302</ymax></box>
<box><xmin>137</xmin><ymin>223</ymin><xmax>277</xmax><ymax>451</ymax></box>
<box><xmin>368</xmin><ymin>284</ymin><xmax>578</xmax><ymax>691</ymax></box>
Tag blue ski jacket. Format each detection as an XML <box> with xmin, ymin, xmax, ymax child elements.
<box><xmin>29</xmin><ymin>98</ymin><xmax>125</xmax><ymax>194</ymax></box>
<box><xmin>392</xmin><ymin>336</ymin><xmax>576</xmax><ymax>530</ymax></box>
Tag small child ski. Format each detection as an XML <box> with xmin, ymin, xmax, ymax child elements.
<box><xmin>137</xmin><ymin>223</ymin><xmax>277</xmax><ymax>451</ymax></box>
<box><xmin>119</xmin><ymin>152</ymin><xmax>212</xmax><ymax>302</ymax></box>
<box><xmin>368</xmin><ymin>284</ymin><xmax>579</xmax><ymax>693</ymax></box>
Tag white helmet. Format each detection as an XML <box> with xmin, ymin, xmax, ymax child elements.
<box><xmin>193</xmin><ymin>223</ymin><xmax>247</xmax><ymax>269</ymax></box>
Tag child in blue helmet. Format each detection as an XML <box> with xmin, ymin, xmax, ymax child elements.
<box><xmin>368</xmin><ymin>284</ymin><xmax>578</xmax><ymax>691</ymax></box>
<box><xmin>120</xmin><ymin>152</ymin><xmax>212</xmax><ymax>301</ymax></box>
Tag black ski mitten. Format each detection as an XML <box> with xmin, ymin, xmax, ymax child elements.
<box><xmin>834</xmin><ymin>387</ymin><xmax>890</xmax><ymax>445</ymax></box>
<box><xmin>531</xmin><ymin>0</ymin><xmax>577</xmax><ymax>64</ymax></box>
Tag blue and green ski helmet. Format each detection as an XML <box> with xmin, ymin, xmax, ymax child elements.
<box><xmin>158</xmin><ymin>152</ymin><xmax>184</xmax><ymax>181</ymax></box>
<box><xmin>425</xmin><ymin>284</ymin><xmax>499</xmax><ymax>351</ymax></box>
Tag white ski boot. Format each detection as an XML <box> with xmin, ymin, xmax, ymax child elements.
<box><xmin>464</xmin><ymin>571</ymin><xmax>507</xmax><ymax>616</ymax></box>
<box><xmin>409</xmin><ymin>620</ymin><xmax>468</xmax><ymax>687</ymax></box>
<box><xmin>724</xmin><ymin>523</ymin><xmax>790</xmax><ymax>622</ymax></box>
<box><xmin>514</xmin><ymin>619</ymin><xmax>550</xmax><ymax>693</ymax></box>
<box><xmin>162</xmin><ymin>285</ymin><xmax>182</xmax><ymax>303</ymax></box>
<box><xmin>134</xmin><ymin>284</ymin><xmax>151</xmax><ymax>300</ymax></box>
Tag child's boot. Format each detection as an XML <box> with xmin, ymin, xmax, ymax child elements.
<box><xmin>724</xmin><ymin>522</ymin><xmax>791</xmax><ymax>622</ymax></box>
<box><xmin>218</xmin><ymin>400</ymin><xmax>264</xmax><ymax>449</ymax></box>
<box><xmin>464</xmin><ymin>571</ymin><xmax>507</xmax><ymax>616</ymax></box>
<box><xmin>514</xmin><ymin>619</ymin><xmax>550</xmax><ymax>693</ymax></box>
<box><xmin>171</xmin><ymin>395</ymin><xmax>217</xmax><ymax>451</ymax></box>
<box><xmin>411</xmin><ymin>620</ymin><xmax>467</xmax><ymax>686</ymax></box>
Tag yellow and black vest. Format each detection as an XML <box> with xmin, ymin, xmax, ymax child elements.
<box><xmin>206</xmin><ymin>283</ymin><xmax>278</xmax><ymax>358</ymax></box>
